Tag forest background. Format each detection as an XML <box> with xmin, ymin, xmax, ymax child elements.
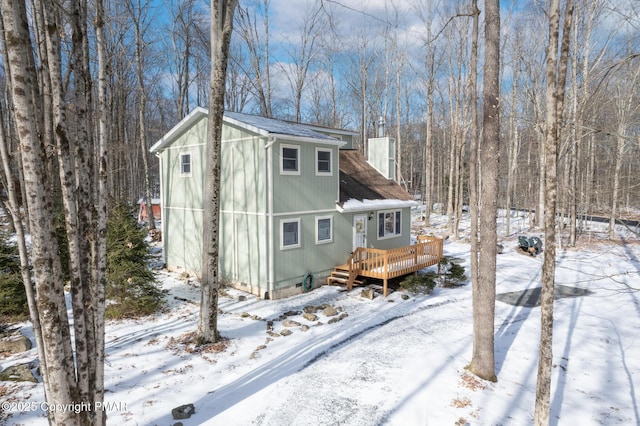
<box><xmin>0</xmin><ymin>0</ymin><xmax>638</xmax><ymax>424</ymax></box>
<box><xmin>24</xmin><ymin>0</ymin><xmax>635</xmax><ymax>241</ymax></box>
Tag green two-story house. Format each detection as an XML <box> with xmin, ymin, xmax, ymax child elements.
<box><xmin>150</xmin><ymin>108</ymin><xmax>417</xmax><ymax>299</ymax></box>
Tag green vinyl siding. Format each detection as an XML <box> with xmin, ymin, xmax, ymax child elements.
<box><xmin>271</xmin><ymin>140</ymin><xmax>338</xmax><ymax>214</ymax></box>
<box><xmin>271</xmin><ymin>213</ymin><xmax>345</xmax><ymax>288</ymax></box>
<box><xmin>370</xmin><ymin>208</ymin><xmax>411</xmax><ymax>250</ymax></box>
<box><xmin>220</xmin><ymin>212</ymin><xmax>267</xmax><ymax>287</ymax></box>
<box><xmin>162</xmin><ymin>117</ymin><xmax>207</xmax><ymax>210</ymax></box>
<box><xmin>163</xmin><ymin>203</ymin><xmax>204</xmax><ymax>274</ymax></box>
<box><xmin>220</xmin><ymin>136</ymin><xmax>265</xmax><ymax>213</ymax></box>
<box><xmin>158</xmin><ymin>115</ymin><xmax>207</xmax><ymax>274</ymax></box>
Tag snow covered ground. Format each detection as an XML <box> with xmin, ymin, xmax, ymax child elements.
<box><xmin>1</xmin><ymin>212</ymin><xmax>639</xmax><ymax>425</ymax></box>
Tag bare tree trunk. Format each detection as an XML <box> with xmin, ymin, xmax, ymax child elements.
<box><xmin>129</xmin><ymin>0</ymin><xmax>156</xmax><ymax>230</ymax></box>
<box><xmin>2</xmin><ymin>1</ymin><xmax>108</xmax><ymax>423</ymax></box>
<box><xmin>198</xmin><ymin>0</ymin><xmax>238</xmax><ymax>344</ymax></box>
<box><xmin>1</xmin><ymin>1</ymin><xmax>78</xmax><ymax>422</ymax></box>
<box><xmin>281</xmin><ymin>3</ymin><xmax>322</xmax><ymax>123</ymax></box>
<box><xmin>0</xmin><ymin>79</ymin><xmax>51</xmax><ymax>410</ymax></box>
<box><xmin>537</xmin><ymin>128</ymin><xmax>546</xmax><ymax>228</ymax></box>
<box><xmin>236</xmin><ymin>0</ymin><xmax>272</xmax><ymax>117</ymax></box>
<box><xmin>505</xmin><ymin>28</ymin><xmax>521</xmax><ymax>236</ymax></box>
<box><xmin>170</xmin><ymin>0</ymin><xmax>195</xmax><ymax>119</ymax></box>
<box><xmin>609</xmin><ymin>126</ymin><xmax>626</xmax><ymax>239</ymax></box>
<box><xmin>93</xmin><ymin>0</ymin><xmax>109</xmax><ymax>422</ymax></box>
<box><xmin>608</xmin><ymin>62</ymin><xmax>639</xmax><ymax>238</ymax></box>
<box><xmin>535</xmin><ymin>2</ymin><xmax>561</xmax><ymax>420</ymax></box>
<box><xmin>534</xmin><ymin>0</ymin><xmax>574</xmax><ymax>423</ymax></box>
<box><xmin>424</xmin><ymin>48</ymin><xmax>436</xmax><ymax>226</ymax></box>
<box><xmin>467</xmin><ymin>0</ymin><xmax>481</xmax><ymax>366</ymax></box>
<box><xmin>468</xmin><ymin>0</ymin><xmax>499</xmax><ymax>382</ymax></box>
<box><xmin>568</xmin><ymin>22</ymin><xmax>579</xmax><ymax>246</ymax></box>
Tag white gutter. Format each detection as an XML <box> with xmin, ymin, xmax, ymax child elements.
<box><xmin>268</xmin><ymin>133</ymin><xmax>346</xmax><ymax>147</ymax></box>
<box><xmin>265</xmin><ymin>137</ymin><xmax>276</xmax><ymax>299</ymax></box>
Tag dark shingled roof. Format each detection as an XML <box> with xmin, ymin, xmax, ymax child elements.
<box><xmin>339</xmin><ymin>150</ymin><xmax>414</xmax><ymax>204</ymax></box>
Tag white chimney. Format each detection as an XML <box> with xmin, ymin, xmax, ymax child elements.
<box><xmin>377</xmin><ymin>116</ymin><xmax>385</xmax><ymax>138</ymax></box>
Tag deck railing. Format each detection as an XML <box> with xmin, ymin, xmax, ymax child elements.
<box><xmin>346</xmin><ymin>236</ymin><xmax>443</xmax><ymax>296</ymax></box>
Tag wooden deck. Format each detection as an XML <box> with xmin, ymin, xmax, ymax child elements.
<box><xmin>328</xmin><ymin>236</ymin><xmax>444</xmax><ymax>297</ymax></box>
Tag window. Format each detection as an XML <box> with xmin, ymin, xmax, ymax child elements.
<box><xmin>281</xmin><ymin>218</ymin><xmax>301</xmax><ymax>249</ymax></box>
<box><xmin>281</xmin><ymin>145</ymin><xmax>300</xmax><ymax>174</ymax></box>
<box><xmin>316</xmin><ymin>148</ymin><xmax>332</xmax><ymax>175</ymax></box>
<box><xmin>315</xmin><ymin>216</ymin><xmax>333</xmax><ymax>244</ymax></box>
<box><xmin>378</xmin><ymin>210</ymin><xmax>401</xmax><ymax>239</ymax></box>
<box><xmin>180</xmin><ymin>153</ymin><xmax>192</xmax><ymax>176</ymax></box>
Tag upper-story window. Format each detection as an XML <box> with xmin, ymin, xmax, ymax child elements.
<box><xmin>378</xmin><ymin>210</ymin><xmax>401</xmax><ymax>239</ymax></box>
<box><xmin>316</xmin><ymin>148</ymin><xmax>332</xmax><ymax>175</ymax></box>
<box><xmin>280</xmin><ymin>144</ymin><xmax>300</xmax><ymax>175</ymax></box>
<box><xmin>180</xmin><ymin>153</ymin><xmax>192</xmax><ymax>176</ymax></box>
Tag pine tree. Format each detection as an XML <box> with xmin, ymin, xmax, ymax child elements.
<box><xmin>105</xmin><ymin>201</ymin><xmax>164</xmax><ymax>319</ymax></box>
<box><xmin>0</xmin><ymin>231</ymin><xmax>28</xmax><ymax>322</ymax></box>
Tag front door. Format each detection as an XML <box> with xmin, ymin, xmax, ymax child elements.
<box><xmin>353</xmin><ymin>214</ymin><xmax>367</xmax><ymax>251</ymax></box>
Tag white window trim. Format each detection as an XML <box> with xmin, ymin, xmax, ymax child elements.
<box><xmin>280</xmin><ymin>144</ymin><xmax>300</xmax><ymax>175</ymax></box>
<box><xmin>280</xmin><ymin>218</ymin><xmax>301</xmax><ymax>249</ymax></box>
<box><xmin>180</xmin><ymin>152</ymin><xmax>192</xmax><ymax>177</ymax></box>
<box><xmin>315</xmin><ymin>215</ymin><xmax>333</xmax><ymax>244</ymax></box>
<box><xmin>315</xmin><ymin>147</ymin><xmax>333</xmax><ymax>176</ymax></box>
<box><xmin>377</xmin><ymin>209</ymin><xmax>402</xmax><ymax>240</ymax></box>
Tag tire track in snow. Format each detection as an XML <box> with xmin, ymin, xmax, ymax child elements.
<box><xmin>302</xmin><ymin>296</ymin><xmax>466</xmax><ymax>369</ymax></box>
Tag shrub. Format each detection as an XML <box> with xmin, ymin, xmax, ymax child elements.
<box><xmin>0</xmin><ymin>232</ymin><xmax>28</xmax><ymax>322</ymax></box>
<box><xmin>449</xmin><ymin>263</ymin><xmax>466</xmax><ymax>281</ymax></box>
<box><xmin>399</xmin><ymin>272</ymin><xmax>437</xmax><ymax>294</ymax></box>
<box><xmin>106</xmin><ymin>201</ymin><xmax>164</xmax><ymax>319</ymax></box>
<box><xmin>441</xmin><ymin>259</ymin><xmax>467</xmax><ymax>287</ymax></box>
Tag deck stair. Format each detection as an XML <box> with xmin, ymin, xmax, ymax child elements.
<box><xmin>327</xmin><ymin>264</ymin><xmax>365</xmax><ymax>287</ymax></box>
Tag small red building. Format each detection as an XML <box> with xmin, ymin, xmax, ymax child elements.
<box><xmin>137</xmin><ymin>197</ymin><xmax>161</xmax><ymax>225</ymax></box>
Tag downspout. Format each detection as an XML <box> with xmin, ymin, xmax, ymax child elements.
<box><xmin>155</xmin><ymin>152</ymin><xmax>167</xmax><ymax>268</ymax></box>
<box><xmin>264</xmin><ymin>136</ymin><xmax>276</xmax><ymax>299</ymax></box>
<box><xmin>231</xmin><ymin>145</ymin><xmax>237</xmax><ymax>280</ymax></box>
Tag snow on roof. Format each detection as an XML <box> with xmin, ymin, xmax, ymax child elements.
<box><xmin>338</xmin><ymin>198</ymin><xmax>418</xmax><ymax>213</ymax></box>
<box><xmin>137</xmin><ymin>198</ymin><xmax>161</xmax><ymax>205</ymax></box>
<box><xmin>151</xmin><ymin>108</ymin><xmax>349</xmax><ymax>153</ymax></box>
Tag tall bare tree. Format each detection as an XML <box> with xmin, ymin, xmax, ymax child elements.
<box><xmin>280</xmin><ymin>1</ymin><xmax>323</xmax><ymax>122</ymax></box>
<box><xmin>197</xmin><ymin>0</ymin><xmax>238</xmax><ymax>344</ymax></box>
<box><xmin>1</xmin><ymin>0</ymin><xmax>107</xmax><ymax>423</ymax></box>
<box><xmin>126</xmin><ymin>0</ymin><xmax>157</xmax><ymax>230</ymax></box>
<box><xmin>236</xmin><ymin>0</ymin><xmax>272</xmax><ymax>116</ymax></box>
<box><xmin>167</xmin><ymin>0</ymin><xmax>198</xmax><ymax>119</ymax></box>
<box><xmin>608</xmin><ymin>60</ymin><xmax>639</xmax><ymax>239</ymax></box>
<box><xmin>468</xmin><ymin>0</ymin><xmax>499</xmax><ymax>382</ymax></box>
<box><xmin>2</xmin><ymin>4</ymin><xmax>76</xmax><ymax>423</ymax></box>
<box><xmin>415</xmin><ymin>0</ymin><xmax>442</xmax><ymax>226</ymax></box>
<box><xmin>93</xmin><ymin>0</ymin><xmax>110</xmax><ymax>423</ymax></box>
<box><xmin>534</xmin><ymin>0</ymin><xmax>574</xmax><ymax>423</ymax></box>
<box><xmin>467</xmin><ymin>0</ymin><xmax>481</xmax><ymax>374</ymax></box>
